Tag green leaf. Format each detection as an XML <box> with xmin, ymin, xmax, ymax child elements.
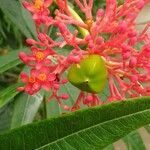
<box><xmin>20</xmin><ymin>2</ymin><xmax>37</xmax><ymax>39</ymax></box>
<box><xmin>46</xmin><ymin>74</ymin><xmax>109</xmax><ymax>118</ymax></box>
<box><xmin>60</xmin><ymin>81</ymin><xmax>79</xmax><ymax>107</ymax></box>
<box><xmin>0</xmin><ymin>48</ymin><xmax>28</xmax><ymax>74</ymax></box>
<box><xmin>0</xmin><ymin>51</ymin><xmax>21</xmax><ymax>74</ymax></box>
<box><xmin>0</xmin><ymin>97</ymin><xmax>150</xmax><ymax>149</ymax></box>
<box><xmin>46</xmin><ymin>81</ymin><xmax>79</xmax><ymax>118</ymax></box>
<box><xmin>99</xmin><ymin>80</ymin><xmax>110</xmax><ymax>101</ymax></box>
<box><xmin>0</xmin><ymin>102</ymin><xmax>14</xmax><ymax>134</ymax></box>
<box><xmin>46</xmin><ymin>97</ymin><xmax>62</xmax><ymax>117</ymax></box>
<box><xmin>0</xmin><ymin>83</ymin><xmax>23</xmax><ymax>109</ymax></box>
<box><xmin>0</xmin><ymin>0</ymin><xmax>36</xmax><ymax>38</ymax></box>
<box><xmin>123</xmin><ymin>131</ymin><xmax>146</xmax><ymax>150</ymax></box>
<box><xmin>11</xmin><ymin>91</ymin><xmax>44</xmax><ymax>129</ymax></box>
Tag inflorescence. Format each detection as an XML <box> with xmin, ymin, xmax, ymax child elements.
<box><xmin>18</xmin><ymin>0</ymin><xmax>150</xmax><ymax>111</ymax></box>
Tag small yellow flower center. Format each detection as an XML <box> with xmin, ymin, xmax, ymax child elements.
<box><xmin>29</xmin><ymin>77</ymin><xmax>36</xmax><ymax>83</ymax></box>
<box><xmin>38</xmin><ymin>73</ymin><xmax>47</xmax><ymax>81</ymax></box>
<box><xmin>35</xmin><ymin>51</ymin><xmax>44</xmax><ymax>61</ymax></box>
<box><xmin>85</xmin><ymin>19</ymin><xmax>93</xmax><ymax>30</ymax></box>
<box><xmin>34</xmin><ymin>0</ymin><xmax>43</xmax><ymax>10</ymax></box>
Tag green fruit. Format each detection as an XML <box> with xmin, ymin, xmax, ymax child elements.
<box><xmin>67</xmin><ymin>54</ymin><xmax>108</xmax><ymax>93</ymax></box>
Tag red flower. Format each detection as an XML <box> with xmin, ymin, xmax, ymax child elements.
<box><xmin>23</xmin><ymin>0</ymin><xmax>53</xmax><ymax>13</ymax></box>
<box><xmin>19</xmin><ymin>47</ymin><xmax>54</xmax><ymax>69</ymax></box>
<box><xmin>17</xmin><ymin>72</ymin><xmax>40</xmax><ymax>95</ymax></box>
<box><xmin>19</xmin><ymin>0</ymin><xmax>150</xmax><ymax>111</ymax></box>
<box><xmin>17</xmin><ymin>66</ymin><xmax>56</xmax><ymax>94</ymax></box>
<box><xmin>31</xmin><ymin>66</ymin><xmax>56</xmax><ymax>90</ymax></box>
<box><xmin>23</xmin><ymin>0</ymin><xmax>53</xmax><ymax>27</ymax></box>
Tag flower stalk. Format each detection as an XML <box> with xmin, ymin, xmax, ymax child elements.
<box><xmin>54</xmin><ymin>0</ymin><xmax>89</xmax><ymax>37</ymax></box>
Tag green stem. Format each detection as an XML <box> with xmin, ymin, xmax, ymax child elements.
<box><xmin>67</xmin><ymin>7</ymin><xmax>89</xmax><ymax>37</ymax></box>
<box><xmin>54</xmin><ymin>0</ymin><xmax>89</xmax><ymax>37</ymax></box>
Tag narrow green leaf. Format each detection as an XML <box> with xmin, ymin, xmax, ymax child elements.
<box><xmin>0</xmin><ymin>0</ymin><xmax>33</xmax><ymax>38</ymax></box>
<box><xmin>20</xmin><ymin>2</ymin><xmax>37</xmax><ymax>39</ymax></box>
<box><xmin>0</xmin><ymin>48</ymin><xmax>28</xmax><ymax>74</ymax></box>
<box><xmin>0</xmin><ymin>51</ymin><xmax>20</xmax><ymax>74</ymax></box>
<box><xmin>11</xmin><ymin>91</ymin><xmax>44</xmax><ymax>129</ymax></box>
<box><xmin>123</xmin><ymin>131</ymin><xmax>146</xmax><ymax>150</ymax></box>
<box><xmin>0</xmin><ymin>102</ymin><xmax>14</xmax><ymax>134</ymax></box>
<box><xmin>0</xmin><ymin>83</ymin><xmax>23</xmax><ymax>109</ymax></box>
<box><xmin>0</xmin><ymin>97</ymin><xmax>150</xmax><ymax>149</ymax></box>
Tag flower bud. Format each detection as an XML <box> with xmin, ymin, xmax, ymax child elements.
<box><xmin>64</xmin><ymin>105</ymin><xmax>70</xmax><ymax>111</ymax></box>
<box><xmin>60</xmin><ymin>94</ymin><xmax>69</xmax><ymax>100</ymax></box>
<box><xmin>26</xmin><ymin>39</ymin><xmax>37</xmax><ymax>45</ymax></box>
<box><xmin>129</xmin><ymin>57</ymin><xmax>137</xmax><ymax>68</ymax></box>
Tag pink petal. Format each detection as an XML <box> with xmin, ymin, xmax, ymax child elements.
<box><xmin>17</xmin><ymin>87</ymin><xmax>25</xmax><ymax>92</ymax></box>
<box><xmin>31</xmin><ymin>69</ymin><xmax>38</xmax><ymax>77</ymax></box>
<box><xmin>20</xmin><ymin>72</ymin><xmax>29</xmax><ymax>82</ymax></box>
<box><xmin>22</xmin><ymin>2</ymin><xmax>35</xmax><ymax>12</ymax></box>
<box><xmin>40</xmin><ymin>66</ymin><xmax>49</xmax><ymax>74</ymax></box>
<box><xmin>25</xmin><ymin>85</ymin><xmax>34</xmax><ymax>95</ymax></box>
<box><xmin>31</xmin><ymin>46</ymin><xmax>38</xmax><ymax>55</ymax></box>
<box><xmin>19</xmin><ymin>52</ymin><xmax>29</xmax><ymax>63</ymax></box>
<box><xmin>35</xmin><ymin>62</ymin><xmax>43</xmax><ymax>70</ymax></box>
<box><xmin>42</xmin><ymin>82</ymin><xmax>51</xmax><ymax>91</ymax></box>
<box><xmin>48</xmin><ymin>74</ymin><xmax>56</xmax><ymax>81</ymax></box>
<box><xmin>33</xmin><ymin>82</ymin><xmax>41</xmax><ymax>92</ymax></box>
<box><xmin>44</xmin><ymin>59</ymin><xmax>51</xmax><ymax>65</ymax></box>
<box><xmin>44</xmin><ymin>0</ymin><xmax>53</xmax><ymax>7</ymax></box>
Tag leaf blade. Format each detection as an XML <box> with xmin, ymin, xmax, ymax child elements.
<box><xmin>123</xmin><ymin>131</ymin><xmax>146</xmax><ymax>150</ymax></box>
<box><xmin>0</xmin><ymin>48</ymin><xmax>28</xmax><ymax>74</ymax></box>
<box><xmin>11</xmin><ymin>91</ymin><xmax>44</xmax><ymax>129</ymax></box>
<box><xmin>0</xmin><ymin>83</ymin><xmax>23</xmax><ymax>109</ymax></box>
<box><xmin>0</xmin><ymin>97</ymin><xmax>150</xmax><ymax>149</ymax></box>
<box><xmin>0</xmin><ymin>0</ymin><xmax>36</xmax><ymax>38</ymax></box>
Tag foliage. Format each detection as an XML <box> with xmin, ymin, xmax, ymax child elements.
<box><xmin>0</xmin><ymin>0</ymin><xmax>150</xmax><ymax>150</ymax></box>
<box><xmin>0</xmin><ymin>97</ymin><xmax>150</xmax><ymax>150</ymax></box>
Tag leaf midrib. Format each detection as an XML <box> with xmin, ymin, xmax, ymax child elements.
<box><xmin>36</xmin><ymin>105</ymin><xmax>150</xmax><ymax>149</ymax></box>
<box><xmin>21</xmin><ymin>95</ymin><xmax>30</xmax><ymax>125</ymax></box>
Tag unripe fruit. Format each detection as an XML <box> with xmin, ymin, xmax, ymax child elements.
<box><xmin>67</xmin><ymin>54</ymin><xmax>108</xmax><ymax>93</ymax></box>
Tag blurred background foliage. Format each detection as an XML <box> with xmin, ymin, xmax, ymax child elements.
<box><xmin>0</xmin><ymin>0</ymin><xmax>150</xmax><ymax>149</ymax></box>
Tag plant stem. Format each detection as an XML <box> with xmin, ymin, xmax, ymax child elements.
<box><xmin>67</xmin><ymin>7</ymin><xmax>89</xmax><ymax>37</ymax></box>
<box><xmin>54</xmin><ymin>0</ymin><xmax>89</xmax><ymax>37</ymax></box>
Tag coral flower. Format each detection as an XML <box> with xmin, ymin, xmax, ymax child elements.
<box><xmin>18</xmin><ymin>0</ymin><xmax>150</xmax><ymax>111</ymax></box>
<box><xmin>23</xmin><ymin>0</ymin><xmax>53</xmax><ymax>12</ymax></box>
<box><xmin>18</xmin><ymin>66</ymin><xmax>56</xmax><ymax>95</ymax></box>
<box><xmin>19</xmin><ymin>46</ymin><xmax>54</xmax><ymax>69</ymax></box>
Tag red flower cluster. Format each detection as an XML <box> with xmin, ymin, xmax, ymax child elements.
<box><xmin>18</xmin><ymin>0</ymin><xmax>150</xmax><ymax>111</ymax></box>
